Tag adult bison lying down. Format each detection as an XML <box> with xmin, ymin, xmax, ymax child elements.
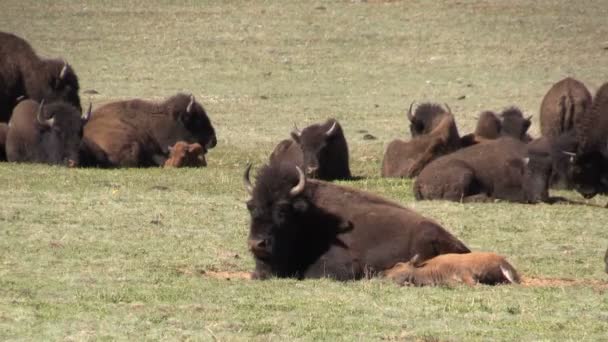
<box><xmin>243</xmin><ymin>163</ymin><xmax>470</xmax><ymax>280</ymax></box>
<box><xmin>0</xmin><ymin>32</ymin><xmax>81</xmax><ymax>122</ymax></box>
<box><xmin>6</xmin><ymin>99</ymin><xmax>88</xmax><ymax>166</ymax></box>
<box><xmin>81</xmin><ymin>93</ymin><xmax>216</xmax><ymax>167</ymax></box>
<box><xmin>414</xmin><ymin>137</ymin><xmax>552</xmax><ymax>203</ymax></box>
<box><xmin>383</xmin><ymin>252</ymin><xmax>520</xmax><ymax>286</ymax></box>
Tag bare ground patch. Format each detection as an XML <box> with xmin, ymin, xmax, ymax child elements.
<box><xmin>521</xmin><ymin>276</ymin><xmax>608</xmax><ymax>290</ymax></box>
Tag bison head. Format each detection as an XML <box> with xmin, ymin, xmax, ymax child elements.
<box><xmin>290</xmin><ymin>119</ymin><xmax>344</xmax><ymax>178</ymax></box>
<box><xmin>407</xmin><ymin>102</ymin><xmax>452</xmax><ymax>137</ymax></box>
<box><xmin>521</xmin><ymin>151</ymin><xmax>553</xmax><ymax>203</ymax></box>
<box><xmin>243</xmin><ymin>163</ymin><xmax>350</xmax><ymax>278</ymax></box>
<box><xmin>158</xmin><ymin>94</ymin><xmax>217</xmax><ymax>156</ymax></box>
<box><xmin>33</xmin><ymin>60</ymin><xmax>82</xmax><ymax>112</ymax></box>
<box><xmin>552</xmin><ymin>132</ymin><xmax>607</xmax><ymax>198</ymax></box>
<box><xmin>36</xmin><ymin>99</ymin><xmax>89</xmax><ymax>167</ymax></box>
<box><xmin>500</xmin><ymin>107</ymin><xmax>532</xmax><ymax>141</ymax></box>
<box><xmin>474</xmin><ymin>111</ymin><xmax>501</xmax><ymax>139</ymax></box>
<box><xmin>382</xmin><ymin>254</ymin><xmax>423</xmax><ymax>285</ymax></box>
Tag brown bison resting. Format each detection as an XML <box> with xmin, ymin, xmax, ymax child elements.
<box><xmin>0</xmin><ymin>123</ymin><xmax>8</xmax><ymax>161</ymax></box>
<box><xmin>407</xmin><ymin>102</ymin><xmax>453</xmax><ymax>137</ymax></box>
<box><xmin>460</xmin><ymin>108</ymin><xmax>532</xmax><ymax>147</ymax></box>
<box><xmin>540</xmin><ymin>77</ymin><xmax>591</xmax><ymax>140</ymax></box>
<box><xmin>0</xmin><ymin>32</ymin><xmax>81</xmax><ymax>122</ymax></box>
<box><xmin>271</xmin><ymin>118</ymin><xmax>351</xmax><ymax>180</ymax></box>
<box><xmin>163</xmin><ymin>141</ymin><xmax>207</xmax><ymax>167</ymax></box>
<box><xmin>382</xmin><ymin>105</ymin><xmax>461</xmax><ymax>178</ymax></box>
<box><xmin>243</xmin><ymin>163</ymin><xmax>470</xmax><ymax>280</ymax></box>
<box><xmin>500</xmin><ymin>107</ymin><xmax>533</xmax><ymax>142</ymax></box>
<box><xmin>6</xmin><ymin>99</ymin><xmax>89</xmax><ymax>166</ymax></box>
<box><xmin>414</xmin><ymin>137</ymin><xmax>552</xmax><ymax>203</ymax></box>
<box><xmin>80</xmin><ymin>93</ymin><xmax>217</xmax><ymax>168</ymax></box>
<box><xmin>551</xmin><ymin>82</ymin><xmax>608</xmax><ymax>198</ymax></box>
<box><xmin>383</xmin><ymin>252</ymin><xmax>520</xmax><ymax>286</ymax></box>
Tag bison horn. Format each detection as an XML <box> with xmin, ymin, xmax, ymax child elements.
<box><xmin>36</xmin><ymin>100</ymin><xmax>54</xmax><ymax>127</ymax></box>
<box><xmin>409</xmin><ymin>254</ymin><xmax>421</xmax><ymax>267</ymax></box>
<box><xmin>59</xmin><ymin>61</ymin><xmax>68</xmax><ymax>80</ymax></box>
<box><xmin>444</xmin><ymin>103</ymin><xmax>453</xmax><ymax>114</ymax></box>
<box><xmin>82</xmin><ymin>102</ymin><xmax>92</xmax><ymax>121</ymax></box>
<box><xmin>525</xmin><ymin>115</ymin><xmax>533</xmax><ymax>121</ymax></box>
<box><xmin>292</xmin><ymin>123</ymin><xmax>302</xmax><ymax>136</ymax></box>
<box><xmin>186</xmin><ymin>94</ymin><xmax>195</xmax><ymax>113</ymax></box>
<box><xmin>289</xmin><ymin>166</ymin><xmax>306</xmax><ymax>197</ymax></box>
<box><xmin>243</xmin><ymin>163</ymin><xmax>254</xmax><ymax>195</ymax></box>
<box><xmin>406</xmin><ymin>101</ymin><xmax>415</xmax><ymax>122</ymax></box>
<box><xmin>325</xmin><ymin>121</ymin><xmax>337</xmax><ymax>137</ymax></box>
<box><xmin>562</xmin><ymin>151</ymin><xmax>576</xmax><ymax>163</ymax></box>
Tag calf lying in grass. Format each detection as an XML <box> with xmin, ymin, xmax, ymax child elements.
<box><xmin>383</xmin><ymin>252</ymin><xmax>520</xmax><ymax>286</ymax></box>
<box><xmin>164</xmin><ymin>141</ymin><xmax>206</xmax><ymax>167</ymax></box>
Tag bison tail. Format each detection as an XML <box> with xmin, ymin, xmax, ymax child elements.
<box><xmin>499</xmin><ymin>264</ymin><xmax>520</xmax><ymax>284</ymax></box>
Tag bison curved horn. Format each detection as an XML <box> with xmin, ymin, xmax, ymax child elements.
<box><xmin>409</xmin><ymin>254</ymin><xmax>421</xmax><ymax>267</ymax></box>
<box><xmin>289</xmin><ymin>166</ymin><xmax>306</xmax><ymax>197</ymax></box>
<box><xmin>292</xmin><ymin>123</ymin><xmax>302</xmax><ymax>136</ymax></box>
<box><xmin>525</xmin><ymin>115</ymin><xmax>533</xmax><ymax>121</ymax></box>
<box><xmin>59</xmin><ymin>61</ymin><xmax>68</xmax><ymax>80</ymax></box>
<box><xmin>36</xmin><ymin>100</ymin><xmax>54</xmax><ymax>127</ymax></box>
<box><xmin>243</xmin><ymin>163</ymin><xmax>254</xmax><ymax>195</ymax></box>
<box><xmin>406</xmin><ymin>101</ymin><xmax>415</xmax><ymax>122</ymax></box>
<box><xmin>444</xmin><ymin>103</ymin><xmax>453</xmax><ymax>114</ymax></box>
<box><xmin>562</xmin><ymin>151</ymin><xmax>577</xmax><ymax>163</ymax></box>
<box><xmin>82</xmin><ymin>102</ymin><xmax>92</xmax><ymax>121</ymax></box>
<box><xmin>186</xmin><ymin>94</ymin><xmax>195</xmax><ymax>113</ymax></box>
<box><xmin>325</xmin><ymin>121</ymin><xmax>337</xmax><ymax>137</ymax></box>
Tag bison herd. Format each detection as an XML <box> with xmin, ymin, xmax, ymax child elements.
<box><xmin>1</xmin><ymin>31</ymin><xmax>607</xmax><ymax>286</ymax></box>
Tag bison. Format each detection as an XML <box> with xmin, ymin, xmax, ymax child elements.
<box><xmin>413</xmin><ymin>137</ymin><xmax>553</xmax><ymax>203</ymax></box>
<box><xmin>0</xmin><ymin>123</ymin><xmax>8</xmax><ymax>161</ymax></box>
<box><xmin>500</xmin><ymin>107</ymin><xmax>533</xmax><ymax>142</ymax></box>
<box><xmin>550</xmin><ymin>82</ymin><xmax>608</xmax><ymax>198</ymax></box>
<box><xmin>382</xmin><ymin>252</ymin><xmax>520</xmax><ymax>286</ymax></box>
<box><xmin>5</xmin><ymin>99</ymin><xmax>89</xmax><ymax>166</ymax></box>
<box><xmin>382</xmin><ymin>110</ymin><xmax>461</xmax><ymax>178</ymax></box>
<box><xmin>407</xmin><ymin>102</ymin><xmax>453</xmax><ymax>137</ymax></box>
<box><xmin>243</xmin><ymin>163</ymin><xmax>470</xmax><ymax>280</ymax></box>
<box><xmin>460</xmin><ymin>108</ymin><xmax>532</xmax><ymax>147</ymax></box>
<box><xmin>80</xmin><ymin>93</ymin><xmax>217</xmax><ymax>168</ymax></box>
<box><xmin>540</xmin><ymin>77</ymin><xmax>591</xmax><ymax>140</ymax></box>
<box><xmin>284</xmin><ymin>118</ymin><xmax>351</xmax><ymax>180</ymax></box>
<box><xmin>163</xmin><ymin>141</ymin><xmax>207</xmax><ymax>167</ymax></box>
<box><xmin>460</xmin><ymin>111</ymin><xmax>502</xmax><ymax>147</ymax></box>
<box><xmin>0</xmin><ymin>32</ymin><xmax>81</xmax><ymax>122</ymax></box>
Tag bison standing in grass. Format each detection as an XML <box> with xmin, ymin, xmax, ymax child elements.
<box><xmin>540</xmin><ymin>77</ymin><xmax>591</xmax><ymax>140</ymax></box>
<box><xmin>382</xmin><ymin>104</ymin><xmax>461</xmax><ymax>178</ymax></box>
<box><xmin>383</xmin><ymin>252</ymin><xmax>520</xmax><ymax>286</ymax></box>
<box><xmin>271</xmin><ymin>118</ymin><xmax>351</xmax><ymax>180</ymax></box>
<box><xmin>5</xmin><ymin>99</ymin><xmax>88</xmax><ymax>166</ymax></box>
<box><xmin>243</xmin><ymin>163</ymin><xmax>470</xmax><ymax>280</ymax></box>
<box><xmin>80</xmin><ymin>93</ymin><xmax>217</xmax><ymax>168</ymax></box>
<box><xmin>414</xmin><ymin>137</ymin><xmax>553</xmax><ymax>203</ymax></box>
<box><xmin>0</xmin><ymin>32</ymin><xmax>81</xmax><ymax>122</ymax></box>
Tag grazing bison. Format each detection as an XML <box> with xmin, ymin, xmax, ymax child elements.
<box><xmin>5</xmin><ymin>99</ymin><xmax>88</xmax><ymax>166</ymax></box>
<box><xmin>0</xmin><ymin>123</ymin><xmax>8</xmax><ymax>161</ymax></box>
<box><xmin>80</xmin><ymin>93</ymin><xmax>217</xmax><ymax>168</ymax></box>
<box><xmin>407</xmin><ymin>102</ymin><xmax>452</xmax><ymax>137</ymax></box>
<box><xmin>382</xmin><ymin>111</ymin><xmax>461</xmax><ymax>178</ymax></box>
<box><xmin>551</xmin><ymin>82</ymin><xmax>608</xmax><ymax>198</ymax></box>
<box><xmin>383</xmin><ymin>252</ymin><xmax>520</xmax><ymax>286</ymax></box>
<box><xmin>414</xmin><ymin>137</ymin><xmax>553</xmax><ymax>203</ymax></box>
<box><xmin>0</xmin><ymin>32</ymin><xmax>81</xmax><ymax>122</ymax></box>
<box><xmin>540</xmin><ymin>77</ymin><xmax>591</xmax><ymax>140</ymax></box>
<box><xmin>163</xmin><ymin>141</ymin><xmax>206</xmax><ymax>167</ymax></box>
<box><xmin>288</xmin><ymin>118</ymin><xmax>351</xmax><ymax>180</ymax></box>
<box><xmin>243</xmin><ymin>163</ymin><xmax>470</xmax><ymax>280</ymax></box>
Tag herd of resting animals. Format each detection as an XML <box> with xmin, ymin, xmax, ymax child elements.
<box><xmin>1</xmin><ymin>31</ymin><xmax>607</xmax><ymax>285</ymax></box>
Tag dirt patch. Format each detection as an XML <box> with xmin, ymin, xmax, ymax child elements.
<box><xmin>202</xmin><ymin>271</ymin><xmax>252</xmax><ymax>280</ymax></box>
<box><xmin>521</xmin><ymin>276</ymin><xmax>608</xmax><ymax>290</ymax></box>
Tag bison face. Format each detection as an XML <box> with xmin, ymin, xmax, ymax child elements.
<box><xmin>37</xmin><ymin>101</ymin><xmax>85</xmax><ymax>166</ymax></box>
<box><xmin>291</xmin><ymin>120</ymin><xmax>339</xmax><ymax>178</ymax></box>
<box><xmin>565</xmin><ymin>151</ymin><xmax>606</xmax><ymax>198</ymax></box>
<box><xmin>244</xmin><ymin>165</ymin><xmax>309</xmax><ymax>260</ymax></box>
<box><xmin>40</xmin><ymin>60</ymin><xmax>82</xmax><ymax>112</ymax></box>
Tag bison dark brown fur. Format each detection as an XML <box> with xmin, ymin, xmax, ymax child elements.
<box><xmin>80</xmin><ymin>93</ymin><xmax>216</xmax><ymax>168</ymax></box>
<box><xmin>382</xmin><ymin>112</ymin><xmax>461</xmax><ymax>178</ymax></box>
<box><xmin>499</xmin><ymin>107</ymin><xmax>532</xmax><ymax>142</ymax></box>
<box><xmin>414</xmin><ymin>137</ymin><xmax>552</xmax><ymax>203</ymax></box>
<box><xmin>407</xmin><ymin>102</ymin><xmax>452</xmax><ymax>137</ymax></box>
<box><xmin>289</xmin><ymin>118</ymin><xmax>351</xmax><ymax>180</ymax></box>
<box><xmin>269</xmin><ymin>138</ymin><xmax>304</xmax><ymax>169</ymax></box>
<box><xmin>0</xmin><ymin>123</ymin><xmax>8</xmax><ymax>161</ymax></box>
<box><xmin>6</xmin><ymin>99</ymin><xmax>87</xmax><ymax>166</ymax></box>
<box><xmin>0</xmin><ymin>32</ymin><xmax>81</xmax><ymax>122</ymax></box>
<box><xmin>540</xmin><ymin>77</ymin><xmax>591</xmax><ymax>140</ymax></box>
<box><xmin>383</xmin><ymin>252</ymin><xmax>520</xmax><ymax>286</ymax></box>
<box><xmin>244</xmin><ymin>163</ymin><xmax>470</xmax><ymax>280</ymax></box>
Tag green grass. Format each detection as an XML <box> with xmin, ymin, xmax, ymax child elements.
<box><xmin>2</xmin><ymin>0</ymin><xmax>608</xmax><ymax>340</ymax></box>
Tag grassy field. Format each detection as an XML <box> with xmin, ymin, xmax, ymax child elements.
<box><xmin>2</xmin><ymin>0</ymin><xmax>608</xmax><ymax>340</ymax></box>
